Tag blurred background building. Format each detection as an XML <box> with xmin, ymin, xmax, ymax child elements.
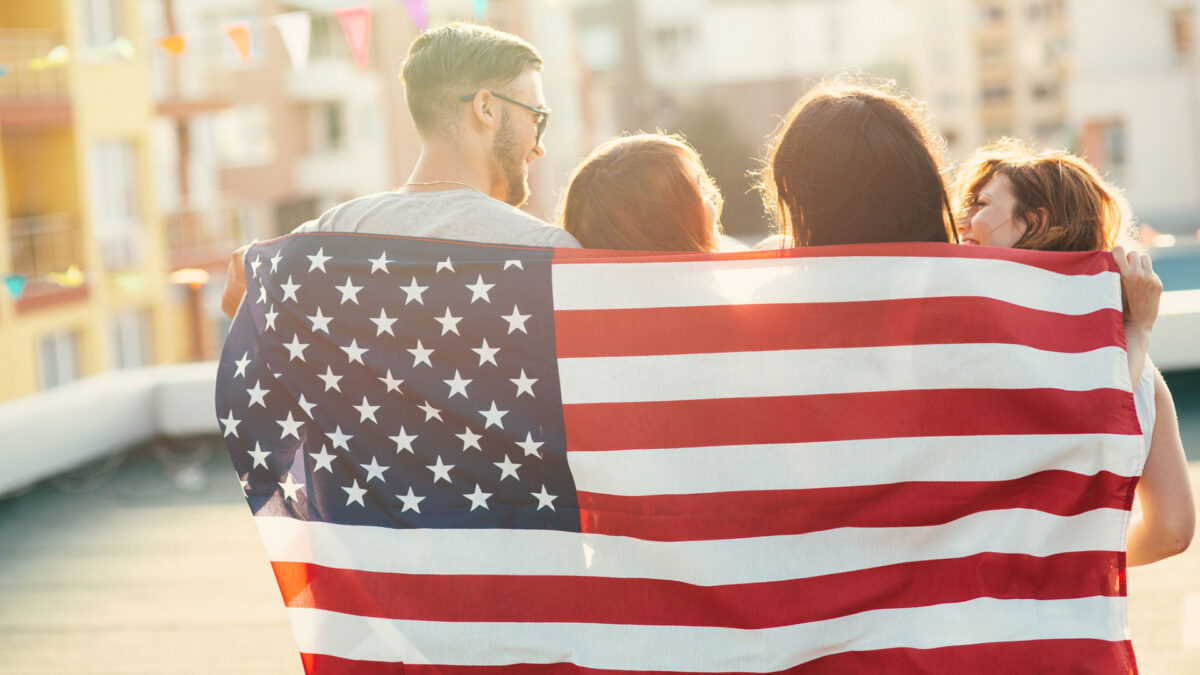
<box><xmin>1</xmin><ymin>0</ymin><xmax>1198</xmax><ymax>401</ymax></box>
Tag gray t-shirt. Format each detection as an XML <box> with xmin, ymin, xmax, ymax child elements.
<box><xmin>293</xmin><ymin>189</ymin><xmax>581</xmax><ymax>249</ymax></box>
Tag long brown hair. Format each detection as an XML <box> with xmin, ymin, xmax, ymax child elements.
<box><xmin>953</xmin><ymin>139</ymin><xmax>1130</xmax><ymax>252</ymax></box>
<box><xmin>762</xmin><ymin>78</ymin><xmax>957</xmax><ymax>246</ymax></box>
<box><xmin>559</xmin><ymin>134</ymin><xmax>721</xmax><ymax>252</ymax></box>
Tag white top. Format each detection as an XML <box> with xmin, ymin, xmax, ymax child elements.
<box><xmin>1133</xmin><ymin>356</ymin><xmax>1156</xmax><ymax>462</ymax></box>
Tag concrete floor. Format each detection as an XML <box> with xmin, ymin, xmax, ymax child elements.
<box><xmin>0</xmin><ymin>442</ymin><xmax>1197</xmax><ymax>674</ymax></box>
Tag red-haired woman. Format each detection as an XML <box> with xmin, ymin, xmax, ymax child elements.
<box><xmin>955</xmin><ymin>140</ymin><xmax>1195</xmax><ymax>565</ymax></box>
<box><xmin>559</xmin><ymin>134</ymin><xmax>722</xmax><ymax>252</ymax></box>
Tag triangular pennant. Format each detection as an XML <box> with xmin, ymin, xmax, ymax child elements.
<box><xmin>473</xmin><ymin>0</ymin><xmax>488</xmax><ymax>20</ymax></box>
<box><xmin>335</xmin><ymin>6</ymin><xmax>371</xmax><ymax>69</ymax></box>
<box><xmin>271</xmin><ymin>12</ymin><xmax>311</xmax><ymax>70</ymax></box>
<box><xmin>222</xmin><ymin>21</ymin><xmax>253</xmax><ymax>65</ymax></box>
<box><xmin>103</xmin><ymin>37</ymin><xmax>136</xmax><ymax>60</ymax></box>
<box><xmin>0</xmin><ymin>65</ymin><xmax>8</xmax><ymax>76</ymax></box>
<box><xmin>155</xmin><ymin>34</ymin><xmax>187</xmax><ymax>55</ymax></box>
<box><xmin>4</xmin><ymin>274</ymin><xmax>25</xmax><ymax>299</ymax></box>
<box><xmin>401</xmin><ymin>0</ymin><xmax>429</xmax><ymax>31</ymax></box>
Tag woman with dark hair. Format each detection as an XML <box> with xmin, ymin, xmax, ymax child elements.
<box><xmin>762</xmin><ymin>78</ymin><xmax>957</xmax><ymax>246</ymax></box>
<box><xmin>559</xmin><ymin>133</ymin><xmax>722</xmax><ymax>252</ymax></box>
<box><xmin>955</xmin><ymin>139</ymin><xmax>1194</xmax><ymax>565</ymax></box>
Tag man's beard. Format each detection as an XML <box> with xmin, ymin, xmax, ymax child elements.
<box><xmin>490</xmin><ymin>110</ymin><xmax>530</xmax><ymax>207</ymax></box>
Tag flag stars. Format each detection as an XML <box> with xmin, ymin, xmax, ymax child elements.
<box><xmin>284</xmin><ymin>334</ymin><xmax>309</xmax><ymax>362</ymax></box>
<box><xmin>278</xmin><ymin>412</ymin><xmax>303</xmax><ymax>440</ymax></box>
<box><xmin>246</xmin><ymin>380</ymin><xmax>270</xmax><ymax>408</ymax></box>
<box><xmin>503</xmin><ymin>259</ymin><xmax>524</xmax><ymax>270</ymax></box>
<box><xmin>234</xmin><ymin>352</ymin><xmax>251</xmax><ymax>378</ymax></box>
<box><xmin>250</xmin><ymin>255</ymin><xmax>262</xmax><ymax>275</ymax></box>
<box><xmin>370</xmin><ymin>308</ymin><xmax>397</xmax><ymax>336</ymax></box>
<box><xmin>307</xmin><ymin>307</ymin><xmax>333</xmax><ymax>334</ymax></box>
<box><xmin>280</xmin><ymin>276</ymin><xmax>301</xmax><ymax>303</ymax></box>
<box><xmin>444</xmin><ymin>370</ymin><xmax>471</xmax><ymax>399</ymax></box>
<box><xmin>465</xmin><ymin>484</ymin><xmax>492</xmax><ymax>511</ymax></box>
<box><xmin>418</xmin><ymin>400</ymin><xmax>443</xmax><ymax>422</ymax></box>
<box><xmin>307</xmin><ymin>247</ymin><xmax>331</xmax><ymax>273</ymax></box>
<box><xmin>478</xmin><ymin>401</ymin><xmax>508</xmax><ymax>429</ymax></box>
<box><xmin>342</xmin><ymin>479</ymin><xmax>367</xmax><ymax>507</ymax></box>
<box><xmin>516</xmin><ymin>432</ymin><xmax>543</xmax><ymax>458</ymax></box>
<box><xmin>396</xmin><ymin>487</ymin><xmax>424</xmax><ymax>513</ymax></box>
<box><xmin>297</xmin><ymin>394</ymin><xmax>317</xmax><ymax>418</ymax></box>
<box><xmin>510</xmin><ymin>370</ymin><xmax>537</xmax><ymax>398</ymax></box>
<box><xmin>456</xmin><ymin>427</ymin><xmax>483</xmax><ymax>452</ymax></box>
<box><xmin>360</xmin><ymin>456</ymin><xmax>390</xmax><ymax>483</ymax></box>
<box><xmin>248</xmin><ymin>442</ymin><xmax>271</xmax><ymax>469</ymax></box>
<box><xmin>341</xmin><ymin>339</ymin><xmax>369</xmax><ymax>365</ymax></box>
<box><xmin>353</xmin><ymin>396</ymin><xmax>379</xmax><ymax>424</ymax></box>
<box><xmin>219</xmin><ymin>411</ymin><xmax>241</xmax><ymax>438</ymax></box>
<box><xmin>466</xmin><ymin>275</ymin><xmax>494</xmax><ymax>303</ymax></box>
<box><xmin>327</xmin><ymin>426</ymin><xmax>353</xmax><ymax>451</ymax></box>
<box><xmin>390</xmin><ymin>427</ymin><xmax>417</xmax><ymax>454</ymax></box>
<box><xmin>257</xmin><ymin>284</ymin><xmax>267</xmax><ymax>305</ymax></box>
<box><xmin>472</xmin><ymin>338</ymin><xmax>499</xmax><ymax>366</ymax></box>
<box><xmin>378</xmin><ymin>369</ymin><xmax>404</xmax><ymax>394</ymax></box>
<box><xmin>264</xmin><ymin>305</ymin><xmax>279</xmax><ymax>332</ymax></box>
<box><xmin>269</xmin><ymin>251</ymin><xmax>282</xmax><ymax>273</ymax></box>
<box><xmin>309</xmin><ymin>445</ymin><xmax>336</xmax><ymax>473</ymax></box>
<box><xmin>318</xmin><ymin>366</ymin><xmax>343</xmax><ymax>392</ymax></box>
<box><xmin>494</xmin><ymin>455</ymin><xmax>521</xmax><ymax>481</ymax></box>
<box><xmin>369</xmin><ymin>252</ymin><xmax>392</xmax><ymax>274</ymax></box>
<box><xmin>436</xmin><ymin>257</ymin><xmax>455</xmax><ymax>273</ymax></box>
<box><xmin>532</xmin><ymin>485</ymin><xmax>557</xmax><ymax>511</ymax></box>
<box><xmin>335</xmin><ymin>276</ymin><xmax>362</xmax><ymax>305</ymax></box>
<box><xmin>408</xmin><ymin>340</ymin><xmax>434</xmax><ymax>367</ymax></box>
<box><xmin>502</xmin><ymin>306</ymin><xmax>530</xmax><ymax>334</ymax></box>
<box><xmin>279</xmin><ymin>474</ymin><xmax>305</xmax><ymax>501</ymax></box>
<box><xmin>401</xmin><ymin>276</ymin><xmax>428</xmax><ymax>305</ymax></box>
<box><xmin>434</xmin><ymin>307</ymin><xmax>463</xmax><ymax>336</ymax></box>
<box><xmin>427</xmin><ymin>456</ymin><xmax>454</xmax><ymax>483</ymax></box>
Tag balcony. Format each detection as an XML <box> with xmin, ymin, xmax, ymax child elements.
<box><xmin>165</xmin><ymin>201</ymin><xmax>243</xmax><ymax>269</ymax></box>
<box><xmin>0</xmin><ymin>29</ymin><xmax>70</xmax><ymax>127</ymax></box>
<box><xmin>7</xmin><ymin>213</ymin><xmax>87</xmax><ymax>310</ymax></box>
<box><xmin>150</xmin><ymin>46</ymin><xmax>234</xmax><ymax>116</ymax></box>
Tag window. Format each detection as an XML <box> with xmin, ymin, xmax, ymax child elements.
<box><xmin>37</xmin><ymin>330</ymin><xmax>81</xmax><ymax>390</ymax></box>
<box><xmin>80</xmin><ymin>0</ymin><xmax>122</xmax><ymax>51</ymax></box>
<box><xmin>110</xmin><ymin>310</ymin><xmax>152</xmax><ymax>369</ymax></box>
<box><xmin>982</xmin><ymin>84</ymin><xmax>1012</xmax><ymax>102</ymax></box>
<box><xmin>214</xmin><ymin>105</ymin><xmax>276</xmax><ymax>167</ymax></box>
<box><xmin>1172</xmin><ymin>8</ymin><xmax>1194</xmax><ymax>62</ymax></box>
<box><xmin>88</xmin><ymin>140</ymin><xmax>145</xmax><ymax>269</ymax></box>
<box><xmin>309</xmin><ymin>103</ymin><xmax>345</xmax><ymax>153</ymax></box>
<box><xmin>1081</xmin><ymin>118</ymin><xmax>1127</xmax><ymax>174</ymax></box>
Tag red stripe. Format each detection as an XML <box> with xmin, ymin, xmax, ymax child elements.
<box><xmin>554</xmin><ymin>299</ymin><xmax>1122</xmax><ymax>357</ymax></box>
<box><xmin>577</xmin><ymin>470</ymin><xmax>1134</xmax><ymax>541</ymax></box>
<box><xmin>551</xmin><ymin>242</ymin><xmax>1116</xmax><ymax>275</ymax></box>
<box><xmin>301</xmin><ymin>639</ymin><xmax>1134</xmax><ymax>674</ymax></box>
<box><xmin>562</xmin><ymin>388</ymin><xmax>1140</xmax><ymax>451</ymax></box>
<box><xmin>276</xmin><ymin>551</ymin><xmax>1118</xmax><ymax>628</ymax></box>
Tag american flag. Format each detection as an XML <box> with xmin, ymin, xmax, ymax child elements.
<box><xmin>216</xmin><ymin>234</ymin><xmax>1143</xmax><ymax>673</ymax></box>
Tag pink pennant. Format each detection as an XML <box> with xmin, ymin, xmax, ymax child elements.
<box><xmin>336</xmin><ymin>6</ymin><xmax>372</xmax><ymax>69</ymax></box>
<box><xmin>402</xmin><ymin>0</ymin><xmax>428</xmax><ymax>31</ymax></box>
<box><xmin>221</xmin><ymin>21</ymin><xmax>252</xmax><ymax>65</ymax></box>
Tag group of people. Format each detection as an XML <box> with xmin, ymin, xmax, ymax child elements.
<box><xmin>221</xmin><ymin>22</ymin><xmax>1193</xmax><ymax>564</ymax></box>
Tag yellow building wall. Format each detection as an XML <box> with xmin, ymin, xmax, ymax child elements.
<box><xmin>2</xmin><ymin>128</ymin><xmax>80</xmax><ymax>217</ymax></box>
<box><xmin>0</xmin><ymin>0</ymin><xmax>64</xmax><ymax>30</ymax></box>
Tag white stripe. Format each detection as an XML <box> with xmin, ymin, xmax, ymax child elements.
<box><xmin>255</xmin><ymin>509</ymin><xmax>1126</xmax><ymax>585</ymax></box>
<box><xmin>289</xmin><ymin>596</ymin><xmax>1126</xmax><ymax>671</ymax></box>
<box><xmin>557</xmin><ymin>344</ymin><xmax>1129</xmax><ymax>404</ymax></box>
<box><xmin>567</xmin><ymin>433</ymin><xmax>1144</xmax><ymax>496</ymax></box>
<box><xmin>552</xmin><ymin>255</ymin><xmax>1119</xmax><ymax>314</ymax></box>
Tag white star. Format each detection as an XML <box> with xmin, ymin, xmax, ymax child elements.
<box><xmin>407</xmin><ymin>340</ymin><xmax>433</xmax><ymax>367</ymax></box>
<box><xmin>456</xmin><ymin>427</ymin><xmax>483</xmax><ymax>451</ymax></box>
<box><xmin>510</xmin><ymin>370</ymin><xmax>537</xmax><ymax>398</ymax></box>
<box><xmin>444</xmin><ymin>370</ymin><xmax>472</xmax><ymax>398</ymax></box>
<box><xmin>307</xmin><ymin>307</ymin><xmax>333</xmax><ymax>333</ymax></box>
<box><xmin>257</xmin><ymin>284</ymin><xmax>267</xmax><ymax>304</ymax></box>
<box><xmin>246</xmin><ymin>380</ymin><xmax>269</xmax><ymax>408</ymax></box>
<box><xmin>240</xmin><ymin>477</ymin><xmax>249</xmax><ymax>494</ymax></box>
<box><xmin>478</xmin><ymin>401</ymin><xmax>508</xmax><ymax>429</ymax></box>
<box><xmin>309</xmin><ymin>445</ymin><xmax>336</xmax><ymax>472</ymax></box>
<box><xmin>516</xmin><ymin>432</ymin><xmax>543</xmax><ymax>458</ymax></box>
<box><xmin>369</xmin><ymin>252</ymin><xmax>391</xmax><ymax>274</ymax></box>
<box><xmin>307</xmin><ymin>247</ymin><xmax>331</xmax><ymax>272</ymax></box>
<box><xmin>284</xmin><ymin>334</ymin><xmax>308</xmax><ymax>362</ymax></box>
<box><xmin>219</xmin><ymin>411</ymin><xmax>241</xmax><ymax>438</ymax></box>
<box><xmin>279</xmin><ymin>474</ymin><xmax>305</xmax><ymax>501</ymax></box>
<box><xmin>250</xmin><ymin>256</ymin><xmax>262</xmax><ymax>275</ymax></box>
<box><xmin>318</xmin><ymin>366</ymin><xmax>343</xmax><ymax>392</ymax></box>
<box><xmin>269</xmin><ymin>251</ymin><xmax>282</xmax><ymax>272</ymax></box>
<box><xmin>532</xmin><ymin>485</ymin><xmax>557</xmax><ymax>511</ymax></box>
<box><xmin>297</xmin><ymin>393</ymin><xmax>317</xmax><ymax>418</ymax></box>
<box><xmin>396</xmin><ymin>487</ymin><xmax>424</xmax><ymax>513</ymax></box>
<box><xmin>501</xmin><ymin>305</ymin><xmax>530</xmax><ymax>334</ymax></box>
<box><xmin>326</xmin><ymin>425</ymin><xmax>353</xmax><ymax>451</ymax></box>
<box><xmin>434</xmin><ymin>307</ymin><xmax>463</xmax><ymax>336</ymax></box>
<box><xmin>472</xmin><ymin>338</ymin><xmax>500</xmax><ymax>366</ymax></box>
<box><xmin>370</xmin><ymin>308</ymin><xmax>397</xmax><ymax>336</ymax></box>
<box><xmin>504</xmin><ymin>259</ymin><xmax>524</xmax><ymax>270</ymax></box>
<box><xmin>342</xmin><ymin>479</ymin><xmax>367</xmax><ymax>507</ymax></box>
<box><xmin>277</xmin><ymin>411</ymin><xmax>303</xmax><ymax>440</ymax></box>
<box><xmin>418</xmin><ymin>400</ymin><xmax>443</xmax><ymax>422</ymax></box>
<box><xmin>465</xmin><ymin>274</ymin><xmax>494</xmax><ymax>303</ymax></box>
<box><xmin>280</xmin><ymin>275</ymin><xmax>301</xmax><ymax>303</ymax></box>
<box><xmin>263</xmin><ymin>305</ymin><xmax>279</xmax><ymax>332</ymax></box>
<box><xmin>353</xmin><ymin>396</ymin><xmax>379</xmax><ymax>423</ymax></box>
<box><xmin>248</xmin><ymin>442</ymin><xmax>271</xmax><ymax>469</ymax></box>
<box><xmin>389</xmin><ymin>426</ymin><xmax>417</xmax><ymax>453</ymax></box>
<box><xmin>234</xmin><ymin>352</ymin><xmax>251</xmax><ymax>378</ymax></box>
<box><xmin>378</xmin><ymin>369</ymin><xmax>403</xmax><ymax>394</ymax></box>
<box><xmin>340</xmin><ymin>339</ymin><xmax>368</xmax><ymax>365</ymax></box>
<box><xmin>436</xmin><ymin>257</ymin><xmax>455</xmax><ymax>273</ymax></box>
<box><xmin>494</xmin><ymin>455</ymin><xmax>521</xmax><ymax>481</ymax></box>
<box><xmin>335</xmin><ymin>276</ymin><xmax>362</xmax><ymax>304</ymax></box>
<box><xmin>427</xmin><ymin>456</ymin><xmax>454</xmax><ymax>483</ymax></box>
<box><xmin>401</xmin><ymin>276</ymin><xmax>428</xmax><ymax>305</ymax></box>
<box><xmin>360</xmin><ymin>456</ymin><xmax>389</xmax><ymax>483</ymax></box>
<box><xmin>464</xmin><ymin>484</ymin><xmax>492</xmax><ymax>511</ymax></box>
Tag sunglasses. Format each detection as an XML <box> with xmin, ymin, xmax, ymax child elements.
<box><xmin>460</xmin><ymin>91</ymin><xmax>549</xmax><ymax>145</ymax></box>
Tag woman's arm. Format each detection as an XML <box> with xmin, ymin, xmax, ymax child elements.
<box><xmin>1126</xmin><ymin>367</ymin><xmax>1196</xmax><ymax>566</ymax></box>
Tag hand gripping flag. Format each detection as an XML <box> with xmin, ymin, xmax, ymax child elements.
<box><xmin>216</xmin><ymin>234</ymin><xmax>1144</xmax><ymax>674</ymax></box>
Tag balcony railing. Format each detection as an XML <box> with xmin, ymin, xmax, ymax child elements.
<box><xmin>7</xmin><ymin>213</ymin><xmax>83</xmax><ymax>278</ymax></box>
<box><xmin>166</xmin><ymin>202</ymin><xmax>243</xmax><ymax>268</ymax></box>
<box><xmin>0</xmin><ymin>29</ymin><xmax>67</xmax><ymax>101</ymax></box>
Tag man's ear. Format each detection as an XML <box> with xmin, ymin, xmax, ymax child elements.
<box><xmin>467</xmin><ymin>90</ymin><xmax>501</xmax><ymax>131</ymax></box>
